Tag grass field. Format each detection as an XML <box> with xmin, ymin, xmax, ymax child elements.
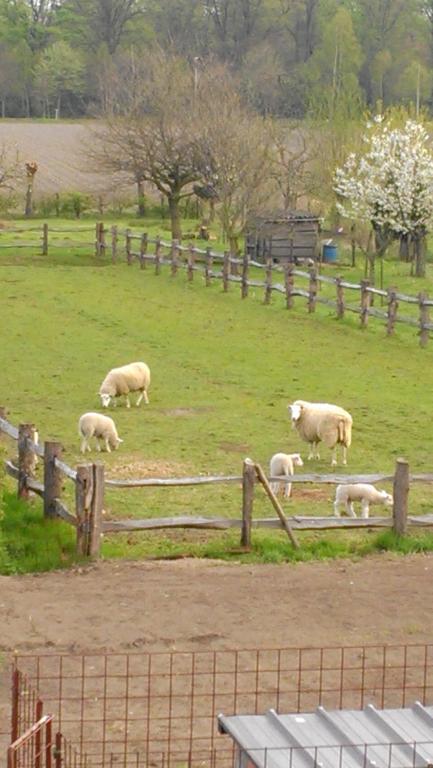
<box><xmin>2</xmin><ymin>216</ymin><xmax>433</xmax><ymax>569</ymax></box>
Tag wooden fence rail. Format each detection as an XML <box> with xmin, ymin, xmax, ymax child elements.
<box><xmin>1</xmin><ymin>408</ymin><xmax>432</xmax><ymax>558</ymax></box>
<box><xmin>0</xmin><ymin>222</ymin><xmax>103</xmax><ymax>256</ymax></box>
<box><xmin>1</xmin><ymin>223</ymin><xmax>430</xmax><ymax>344</ymax></box>
<box><xmin>125</xmin><ymin>233</ymin><xmax>433</xmax><ymax>347</ymax></box>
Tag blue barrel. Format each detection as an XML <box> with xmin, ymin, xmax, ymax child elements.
<box><xmin>323</xmin><ymin>243</ymin><xmax>338</xmax><ymax>263</ymax></box>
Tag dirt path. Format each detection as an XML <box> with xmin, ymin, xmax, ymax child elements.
<box><xmin>0</xmin><ymin>553</ymin><xmax>431</xmax><ymax>655</ymax></box>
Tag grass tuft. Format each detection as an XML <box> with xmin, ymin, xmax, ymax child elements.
<box><xmin>0</xmin><ymin>491</ymin><xmax>78</xmax><ymax>574</ymax></box>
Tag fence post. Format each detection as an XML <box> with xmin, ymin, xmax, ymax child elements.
<box><xmin>205</xmin><ymin>246</ymin><xmax>213</xmax><ymax>287</ymax></box>
<box><xmin>308</xmin><ymin>267</ymin><xmax>317</xmax><ymax>313</ymax></box>
<box><xmin>241</xmin><ymin>253</ymin><xmax>249</xmax><ymax>299</ymax></box>
<box><xmin>360</xmin><ymin>279</ymin><xmax>370</xmax><ymax>328</ymax></box>
<box><xmin>54</xmin><ymin>732</ymin><xmax>62</xmax><ymax>768</ymax></box>
<box><xmin>386</xmin><ymin>288</ymin><xmax>398</xmax><ymax>336</ymax></box>
<box><xmin>139</xmin><ymin>232</ymin><xmax>148</xmax><ymax>269</ymax></box>
<box><xmin>187</xmin><ymin>244</ymin><xmax>195</xmax><ymax>281</ymax></box>
<box><xmin>241</xmin><ymin>458</ymin><xmax>255</xmax><ymax>549</ymax></box>
<box><xmin>125</xmin><ymin>228</ymin><xmax>132</xmax><ymax>265</ymax></box>
<box><xmin>264</xmin><ymin>256</ymin><xmax>272</xmax><ymax>304</ymax></box>
<box><xmin>222</xmin><ymin>250</ymin><xmax>229</xmax><ymax>292</ymax></box>
<box><xmin>95</xmin><ymin>222</ymin><xmax>100</xmax><ymax>257</ymax></box>
<box><xmin>54</xmin><ymin>731</ymin><xmax>63</xmax><ymax>768</ymax></box>
<box><xmin>336</xmin><ymin>276</ymin><xmax>345</xmax><ymax>319</ymax></box>
<box><xmin>89</xmin><ymin>463</ymin><xmax>104</xmax><ymax>557</ymax></box>
<box><xmin>171</xmin><ymin>239</ymin><xmax>179</xmax><ymax>276</ymax></box>
<box><xmin>393</xmin><ymin>458</ymin><xmax>409</xmax><ymax>535</ymax></box>
<box><xmin>99</xmin><ymin>222</ymin><xmax>106</xmax><ymax>258</ymax></box>
<box><xmin>18</xmin><ymin>423</ymin><xmax>37</xmax><ymax>500</ymax></box>
<box><xmin>75</xmin><ymin>463</ymin><xmax>93</xmax><ymax>556</ymax></box>
<box><xmin>42</xmin><ymin>223</ymin><xmax>48</xmax><ymax>256</ymax></box>
<box><xmin>43</xmin><ymin>441</ymin><xmax>63</xmax><ymax>519</ymax></box>
<box><xmin>418</xmin><ymin>292</ymin><xmax>430</xmax><ymax>347</ymax></box>
<box><xmin>111</xmin><ymin>225</ymin><xmax>118</xmax><ymax>263</ymax></box>
<box><xmin>11</xmin><ymin>667</ymin><xmax>19</xmax><ymax>743</ymax></box>
<box><xmin>284</xmin><ymin>262</ymin><xmax>294</xmax><ymax>309</ymax></box>
<box><xmin>155</xmin><ymin>236</ymin><xmax>161</xmax><ymax>275</ymax></box>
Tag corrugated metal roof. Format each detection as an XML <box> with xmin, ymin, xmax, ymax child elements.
<box><xmin>218</xmin><ymin>704</ymin><xmax>433</xmax><ymax>768</ymax></box>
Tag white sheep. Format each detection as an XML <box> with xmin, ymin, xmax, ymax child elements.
<box><xmin>288</xmin><ymin>400</ymin><xmax>353</xmax><ymax>466</ymax></box>
<box><xmin>334</xmin><ymin>483</ymin><xmax>393</xmax><ymax>518</ymax></box>
<box><xmin>99</xmin><ymin>362</ymin><xmax>151</xmax><ymax>408</ymax></box>
<box><xmin>269</xmin><ymin>452</ymin><xmax>304</xmax><ymax>497</ymax></box>
<box><xmin>78</xmin><ymin>412</ymin><xmax>124</xmax><ymax>453</ymax></box>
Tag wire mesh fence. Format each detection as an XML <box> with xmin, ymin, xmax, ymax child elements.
<box><xmin>11</xmin><ymin>644</ymin><xmax>433</xmax><ymax>768</ymax></box>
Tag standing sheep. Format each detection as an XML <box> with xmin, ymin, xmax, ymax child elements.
<box><xmin>269</xmin><ymin>452</ymin><xmax>304</xmax><ymax>498</ymax></box>
<box><xmin>99</xmin><ymin>362</ymin><xmax>151</xmax><ymax>408</ymax></box>
<box><xmin>334</xmin><ymin>484</ymin><xmax>393</xmax><ymax>518</ymax></box>
<box><xmin>78</xmin><ymin>412</ymin><xmax>123</xmax><ymax>453</ymax></box>
<box><xmin>288</xmin><ymin>400</ymin><xmax>353</xmax><ymax>466</ymax></box>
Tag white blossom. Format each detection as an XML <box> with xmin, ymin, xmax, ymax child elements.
<box><xmin>334</xmin><ymin>119</ymin><xmax>433</xmax><ymax>237</ymax></box>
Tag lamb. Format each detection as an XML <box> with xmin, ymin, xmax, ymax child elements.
<box><xmin>334</xmin><ymin>483</ymin><xmax>393</xmax><ymax>518</ymax></box>
<box><xmin>78</xmin><ymin>412</ymin><xmax>123</xmax><ymax>453</ymax></box>
<box><xmin>99</xmin><ymin>362</ymin><xmax>151</xmax><ymax>408</ymax></box>
<box><xmin>269</xmin><ymin>452</ymin><xmax>304</xmax><ymax>498</ymax></box>
<box><xmin>288</xmin><ymin>400</ymin><xmax>353</xmax><ymax>466</ymax></box>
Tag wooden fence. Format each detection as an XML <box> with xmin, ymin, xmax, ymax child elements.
<box><xmin>1</xmin><ymin>223</ymin><xmax>432</xmax><ymax>345</ymax></box>
<box><xmin>123</xmin><ymin>232</ymin><xmax>433</xmax><ymax>347</ymax></box>
<box><xmin>0</xmin><ymin>222</ymin><xmax>109</xmax><ymax>257</ymax></box>
<box><xmin>2</xmin><ymin>408</ymin><xmax>433</xmax><ymax>559</ymax></box>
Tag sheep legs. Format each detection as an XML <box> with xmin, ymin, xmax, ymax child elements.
<box><xmin>334</xmin><ymin>500</ymin><xmax>356</xmax><ymax>517</ymax></box>
<box><xmin>331</xmin><ymin>445</ymin><xmax>348</xmax><ymax>466</ymax></box>
<box><xmin>308</xmin><ymin>442</ymin><xmax>320</xmax><ymax>460</ymax></box>
<box><xmin>361</xmin><ymin>500</ymin><xmax>370</xmax><ymax>519</ymax></box>
<box><xmin>80</xmin><ymin>437</ymin><xmax>91</xmax><ymax>454</ymax></box>
<box><xmin>136</xmin><ymin>390</ymin><xmax>149</xmax><ymax>406</ymax></box>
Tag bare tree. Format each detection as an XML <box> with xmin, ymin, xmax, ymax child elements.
<box><xmin>91</xmin><ymin>52</ymin><xmax>202</xmax><ymax>237</ymax></box>
<box><xmin>268</xmin><ymin>121</ymin><xmax>313</xmax><ymax>211</ymax></box>
<box><xmin>195</xmin><ymin>67</ymin><xmax>273</xmax><ymax>251</ymax></box>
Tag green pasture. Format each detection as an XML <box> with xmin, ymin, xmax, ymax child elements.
<box><xmin>1</xmin><ymin>217</ymin><xmax>433</xmax><ymax>570</ymax></box>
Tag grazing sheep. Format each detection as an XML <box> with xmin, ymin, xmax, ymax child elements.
<box><xmin>334</xmin><ymin>483</ymin><xmax>393</xmax><ymax>518</ymax></box>
<box><xmin>99</xmin><ymin>362</ymin><xmax>151</xmax><ymax>408</ymax></box>
<box><xmin>78</xmin><ymin>412</ymin><xmax>123</xmax><ymax>453</ymax></box>
<box><xmin>288</xmin><ymin>400</ymin><xmax>353</xmax><ymax>466</ymax></box>
<box><xmin>269</xmin><ymin>452</ymin><xmax>304</xmax><ymax>498</ymax></box>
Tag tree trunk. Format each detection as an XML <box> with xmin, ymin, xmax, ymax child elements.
<box><xmin>367</xmin><ymin>250</ymin><xmax>375</xmax><ymax>285</ymax></box>
<box><xmin>168</xmin><ymin>195</ymin><xmax>182</xmax><ymax>240</ymax></box>
<box><xmin>229</xmin><ymin>234</ymin><xmax>240</xmax><ymax>255</ymax></box>
<box><xmin>209</xmin><ymin>198</ymin><xmax>216</xmax><ymax>222</ymax></box>
<box><xmin>414</xmin><ymin>234</ymin><xmax>426</xmax><ymax>278</ymax></box>
<box><xmin>137</xmin><ymin>179</ymin><xmax>146</xmax><ymax>217</ymax></box>
<box><xmin>25</xmin><ymin>180</ymin><xmax>34</xmax><ymax>218</ymax></box>
<box><xmin>399</xmin><ymin>234</ymin><xmax>410</xmax><ymax>262</ymax></box>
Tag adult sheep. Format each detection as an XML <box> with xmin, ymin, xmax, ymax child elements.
<box><xmin>269</xmin><ymin>452</ymin><xmax>304</xmax><ymax>498</ymax></box>
<box><xmin>334</xmin><ymin>484</ymin><xmax>393</xmax><ymax>518</ymax></box>
<box><xmin>99</xmin><ymin>362</ymin><xmax>150</xmax><ymax>408</ymax></box>
<box><xmin>288</xmin><ymin>400</ymin><xmax>352</xmax><ymax>466</ymax></box>
<box><xmin>78</xmin><ymin>412</ymin><xmax>123</xmax><ymax>453</ymax></box>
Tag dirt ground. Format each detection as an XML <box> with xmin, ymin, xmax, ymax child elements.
<box><xmin>1</xmin><ymin>552</ymin><xmax>432</xmax><ymax>655</ymax></box>
<box><xmin>2</xmin><ymin>553</ymin><xmax>433</xmax><ymax>754</ymax></box>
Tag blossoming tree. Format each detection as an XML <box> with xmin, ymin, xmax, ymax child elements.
<box><xmin>334</xmin><ymin>119</ymin><xmax>433</xmax><ymax>277</ymax></box>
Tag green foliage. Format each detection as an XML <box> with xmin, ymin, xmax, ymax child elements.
<box><xmin>60</xmin><ymin>191</ymin><xmax>92</xmax><ymax>218</ymax></box>
<box><xmin>0</xmin><ymin>491</ymin><xmax>77</xmax><ymax>574</ymax></box>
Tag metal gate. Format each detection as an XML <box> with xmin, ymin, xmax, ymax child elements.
<box><xmin>7</xmin><ymin>714</ymin><xmax>54</xmax><ymax>768</ymax></box>
<box><xmin>8</xmin><ymin>668</ymin><xmax>85</xmax><ymax>768</ymax></box>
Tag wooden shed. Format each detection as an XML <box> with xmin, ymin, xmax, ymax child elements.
<box><xmin>245</xmin><ymin>210</ymin><xmax>320</xmax><ymax>263</ymax></box>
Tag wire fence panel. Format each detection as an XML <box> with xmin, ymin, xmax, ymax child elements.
<box><xmin>11</xmin><ymin>644</ymin><xmax>433</xmax><ymax>768</ymax></box>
